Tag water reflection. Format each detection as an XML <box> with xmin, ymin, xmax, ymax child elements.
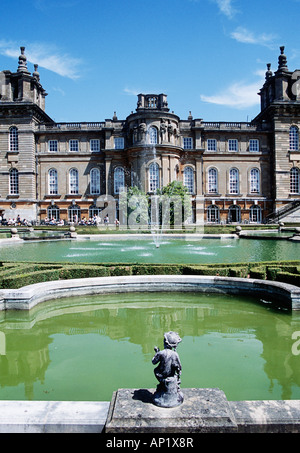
<box><xmin>0</xmin><ymin>292</ymin><xmax>299</xmax><ymax>402</ymax></box>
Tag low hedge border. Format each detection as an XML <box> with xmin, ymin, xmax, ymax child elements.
<box><xmin>0</xmin><ymin>260</ymin><xmax>299</xmax><ymax>289</ymax></box>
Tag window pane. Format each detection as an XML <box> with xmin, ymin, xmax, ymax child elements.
<box><xmin>9</xmin><ymin>168</ymin><xmax>19</xmax><ymax>195</ymax></box>
<box><xmin>290</xmin><ymin>167</ymin><xmax>300</xmax><ymax>194</ymax></box>
<box><xmin>208</xmin><ymin>168</ymin><xmax>218</xmax><ymax>193</ymax></box>
<box><xmin>49</xmin><ymin>169</ymin><xmax>58</xmax><ymax>195</ymax></box>
<box><xmin>149</xmin><ymin>127</ymin><xmax>158</xmax><ymax>145</ymax></box>
<box><xmin>90</xmin><ymin>139</ymin><xmax>100</xmax><ymax>152</ymax></box>
<box><xmin>90</xmin><ymin>168</ymin><xmax>100</xmax><ymax>195</ymax></box>
<box><xmin>249</xmin><ymin>139</ymin><xmax>259</xmax><ymax>152</ymax></box>
<box><xmin>69</xmin><ymin>169</ymin><xmax>79</xmax><ymax>194</ymax></box>
<box><xmin>250</xmin><ymin>168</ymin><xmax>260</xmax><ymax>193</ymax></box>
<box><xmin>9</xmin><ymin>127</ymin><xmax>18</xmax><ymax>152</ymax></box>
<box><xmin>149</xmin><ymin>163</ymin><xmax>159</xmax><ymax>192</ymax></box>
<box><xmin>114</xmin><ymin>137</ymin><xmax>124</xmax><ymax>149</ymax></box>
<box><xmin>229</xmin><ymin>169</ymin><xmax>239</xmax><ymax>194</ymax></box>
<box><xmin>207</xmin><ymin>139</ymin><xmax>217</xmax><ymax>151</ymax></box>
<box><xmin>183</xmin><ymin>137</ymin><xmax>193</xmax><ymax>149</ymax></box>
<box><xmin>69</xmin><ymin>140</ymin><xmax>79</xmax><ymax>152</ymax></box>
<box><xmin>114</xmin><ymin>167</ymin><xmax>125</xmax><ymax>194</ymax></box>
<box><xmin>184</xmin><ymin>166</ymin><xmax>194</xmax><ymax>193</ymax></box>
<box><xmin>48</xmin><ymin>140</ymin><xmax>58</xmax><ymax>152</ymax></box>
<box><xmin>228</xmin><ymin>139</ymin><xmax>238</xmax><ymax>152</ymax></box>
<box><xmin>290</xmin><ymin>126</ymin><xmax>299</xmax><ymax>151</ymax></box>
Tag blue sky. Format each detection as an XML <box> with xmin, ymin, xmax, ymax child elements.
<box><xmin>0</xmin><ymin>0</ymin><xmax>300</xmax><ymax>122</ymax></box>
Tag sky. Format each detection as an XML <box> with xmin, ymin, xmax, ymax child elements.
<box><xmin>0</xmin><ymin>0</ymin><xmax>300</xmax><ymax>123</ymax></box>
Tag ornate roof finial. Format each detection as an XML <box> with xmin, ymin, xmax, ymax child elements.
<box><xmin>278</xmin><ymin>46</ymin><xmax>288</xmax><ymax>72</ymax></box>
<box><xmin>265</xmin><ymin>63</ymin><xmax>273</xmax><ymax>80</ymax></box>
<box><xmin>113</xmin><ymin>111</ymin><xmax>118</xmax><ymax>121</ymax></box>
<box><xmin>33</xmin><ymin>64</ymin><xmax>40</xmax><ymax>82</ymax></box>
<box><xmin>17</xmin><ymin>46</ymin><xmax>30</xmax><ymax>74</ymax></box>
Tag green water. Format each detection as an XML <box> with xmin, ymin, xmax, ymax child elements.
<box><xmin>0</xmin><ymin>237</ymin><xmax>299</xmax><ymax>264</ymax></box>
<box><xmin>0</xmin><ymin>292</ymin><xmax>299</xmax><ymax>402</ymax></box>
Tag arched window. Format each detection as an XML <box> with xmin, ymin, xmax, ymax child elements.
<box><xmin>290</xmin><ymin>126</ymin><xmax>299</xmax><ymax>151</ymax></box>
<box><xmin>250</xmin><ymin>168</ymin><xmax>260</xmax><ymax>194</ymax></box>
<box><xmin>208</xmin><ymin>168</ymin><xmax>218</xmax><ymax>193</ymax></box>
<box><xmin>114</xmin><ymin>167</ymin><xmax>125</xmax><ymax>194</ymax></box>
<box><xmin>149</xmin><ymin>127</ymin><xmax>158</xmax><ymax>145</ymax></box>
<box><xmin>9</xmin><ymin>168</ymin><xmax>19</xmax><ymax>195</ymax></box>
<box><xmin>47</xmin><ymin>204</ymin><xmax>60</xmax><ymax>221</ymax></box>
<box><xmin>9</xmin><ymin>127</ymin><xmax>18</xmax><ymax>152</ymax></box>
<box><xmin>48</xmin><ymin>169</ymin><xmax>58</xmax><ymax>195</ymax></box>
<box><xmin>229</xmin><ymin>168</ymin><xmax>239</xmax><ymax>194</ymax></box>
<box><xmin>250</xmin><ymin>205</ymin><xmax>262</xmax><ymax>223</ymax></box>
<box><xmin>207</xmin><ymin>205</ymin><xmax>220</xmax><ymax>223</ymax></box>
<box><xmin>290</xmin><ymin>167</ymin><xmax>300</xmax><ymax>194</ymax></box>
<box><xmin>68</xmin><ymin>204</ymin><xmax>81</xmax><ymax>223</ymax></box>
<box><xmin>228</xmin><ymin>205</ymin><xmax>241</xmax><ymax>223</ymax></box>
<box><xmin>183</xmin><ymin>166</ymin><xmax>194</xmax><ymax>193</ymax></box>
<box><xmin>149</xmin><ymin>162</ymin><xmax>159</xmax><ymax>192</ymax></box>
<box><xmin>90</xmin><ymin>168</ymin><xmax>100</xmax><ymax>195</ymax></box>
<box><xmin>69</xmin><ymin>168</ymin><xmax>79</xmax><ymax>194</ymax></box>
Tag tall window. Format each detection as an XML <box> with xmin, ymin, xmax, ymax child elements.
<box><xmin>114</xmin><ymin>167</ymin><xmax>125</xmax><ymax>194</ymax></box>
<box><xmin>149</xmin><ymin>127</ymin><xmax>158</xmax><ymax>145</ymax></box>
<box><xmin>48</xmin><ymin>140</ymin><xmax>58</xmax><ymax>152</ymax></box>
<box><xmin>9</xmin><ymin>127</ymin><xmax>18</xmax><ymax>152</ymax></box>
<box><xmin>183</xmin><ymin>166</ymin><xmax>194</xmax><ymax>193</ymax></box>
<box><xmin>149</xmin><ymin>163</ymin><xmax>159</xmax><ymax>192</ymax></box>
<box><xmin>48</xmin><ymin>169</ymin><xmax>58</xmax><ymax>195</ymax></box>
<box><xmin>69</xmin><ymin>140</ymin><xmax>79</xmax><ymax>152</ymax></box>
<box><xmin>208</xmin><ymin>168</ymin><xmax>218</xmax><ymax>193</ymax></box>
<box><xmin>290</xmin><ymin>126</ymin><xmax>299</xmax><ymax>151</ymax></box>
<box><xmin>68</xmin><ymin>204</ymin><xmax>81</xmax><ymax>223</ymax></box>
<box><xmin>9</xmin><ymin>168</ymin><xmax>19</xmax><ymax>195</ymax></box>
<box><xmin>207</xmin><ymin>205</ymin><xmax>220</xmax><ymax>223</ymax></box>
<box><xmin>290</xmin><ymin>167</ymin><xmax>300</xmax><ymax>194</ymax></box>
<box><xmin>207</xmin><ymin>139</ymin><xmax>217</xmax><ymax>152</ymax></box>
<box><xmin>114</xmin><ymin>137</ymin><xmax>124</xmax><ymax>149</ymax></box>
<box><xmin>69</xmin><ymin>168</ymin><xmax>79</xmax><ymax>194</ymax></box>
<box><xmin>250</xmin><ymin>168</ymin><xmax>260</xmax><ymax>194</ymax></box>
<box><xmin>229</xmin><ymin>168</ymin><xmax>239</xmax><ymax>194</ymax></box>
<box><xmin>48</xmin><ymin>205</ymin><xmax>60</xmax><ymax>221</ymax></box>
<box><xmin>183</xmin><ymin>137</ymin><xmax>193</xmax><ymax>149</ymax></box>
<box><xmin>228</xmin><ymin>205</ymin><xmax>241</xmax><ymax>223</ymax></box>
<box><xmin>250</xmin><ymin>205</ymin><xmax>262</xmax><ymax>223</ymax></box>
<box><xmin>90</xmin><ymin>139</ymin><xmax>100</xmax><ymax>152</ymax></box>
<box><xmin>249</xmin><ymin>139</ymin><xmax>259</xmax><ymax>152</ymax></box>
<box><xmin>90</xmin><ymin>168</ymin><xmax>100</xmax><ymax>195</ymax></box>
<box><xmin>228</xmin><ymin>139</ymin><xmax>238</xmax><ymax>152</ymax></box>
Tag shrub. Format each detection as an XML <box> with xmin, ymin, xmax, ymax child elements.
<box><xmin>250</xmin><ymin>267</ymin><xmax>266</xmax><ymax>280</ymax></box>
<box><xmin>275</xmin><ymin>272</ymin><xmax>300</xmax><ymax>287</ymax></box>
<box><xmin>59</xmin><ymin>265</ymin><xmax>110</xmax><ymax>280</ymax></box>
<box><xmin>1</xmin><ymin>268</ymin><xmax>61</xmax><ymax>289</ymax></box>
<box><xmin>132</xmin><ymin>265</ymin><xmax>182</xmax><ymax>275</ymax></box>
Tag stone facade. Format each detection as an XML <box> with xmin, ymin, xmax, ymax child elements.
<box><xmin>0</xmin><ymin>47</ymin><xmax>300</xmax><ymax>225</ymax></box>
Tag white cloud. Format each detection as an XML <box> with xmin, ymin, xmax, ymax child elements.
<box><xmin>0</xmin><ymin>40</ymin><xmax>82</xmax><ymax>80</ymax></box>
<box><xmin>231</xmin><ymin>27</ymin><xmax>276</xmax><ymax>47</ymax></box>
<box><xmin>200</xmin><ymin>78</ymin><xmax>264</xmax><ymax>109</ymax></box>
<box><xmin>212</xmin><ymin>0</ymin><xmax>237</xmax><ymax>19</ymax></box>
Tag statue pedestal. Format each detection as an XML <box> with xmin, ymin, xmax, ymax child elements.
<box><xmin>105</xmin><ymin>388</ymin><xmax>238</xmax><ymax>433</ymax></box>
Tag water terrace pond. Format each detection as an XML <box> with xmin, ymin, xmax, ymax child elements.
<box><xmin>0</xmin><ymin>236</ymin><xmax>300</xmax><ymax>264</ymax></box>
<box><xmin>0</xmin><ymin>291</ymin><xmax>300</xmax><ymax>402</ymax></box>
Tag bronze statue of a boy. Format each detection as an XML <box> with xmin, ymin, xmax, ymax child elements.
<box><xmin>152</xmin><ymin>331</ymin><xmax>184</xmax><ymax>408</ymax></box>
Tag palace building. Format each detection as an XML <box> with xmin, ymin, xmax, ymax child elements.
<box><xmin>0</xmin><ymin>46</ymin><xmax>300</xmax><ymax>225</ymax></box>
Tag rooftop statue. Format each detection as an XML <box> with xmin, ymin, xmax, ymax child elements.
<box><xmin>152</xmin><ymin>331</ymin><xmax>184</xmax><ymax>408</ymax></box>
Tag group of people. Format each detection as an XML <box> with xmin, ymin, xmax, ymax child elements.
<box><xmin>0</xmin><ymin>214</ymin><xmax>31</xmax><ymax>226</ymax></box>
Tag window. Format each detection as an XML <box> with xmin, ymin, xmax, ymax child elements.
<box><xmin>228</xmin><ymin>205</ymin><xmax>241</xmax><ymax>223</ymax></box>
<box><xmin>114</xmin><ymin>137</ymin><xmax>124</xmax><ymax>149</ymax></box>
<box><xmin>149</xmin><ymin>163</ymin><xmax>159</xmax><ymax>192</ymax></box>
<box><xmin>249</xmin><ymin>139</ymin><xmax>259</xmax><ymax>152</ymax></box>
<box><xmin>47</xmin><ymin>205</ymin><xmax>60</xmax><ymax>221</ymax></box>
<box><xmin>149</xmin><ymin>127</ymin><xmax>158</xmax><ymax>145</ymax></box>
<box><xmin>208</xmin><ymin>168</ymin><xmax>218</xmax><ymax>194</ymax></box>
<box><xmin>183</xmin><ymin>137</ymin><xmax>193</xmax><ymax>149</ymax></box>
<box><xmin>290</xmin><ymin>167</ymin><xmax>300</xmax><ymax>194</ymax></box>
<box><xmin>48</xmin><ymin>140</ymin><xmax>58</xmax><ymax>152</ymax></box>
<box><xmin>69</xmin><ymin>140</ymin><xmax>79</xmax><ymax>152</ymax></box>
<box><xmin>90</xmin><ymin>168</ymin><xmax>100</xmax><ymax>195</ymax></box>
<box><xmin>250</xmin><ymin>205</ymin><xmax>262</xmax><ymax>223</ymax></box>
<box><xmin>228</xmin><ymin>139</ymin><xmax>238</xmax><ymax>152</ymax></box>
<box><xmin>89</xmin><ymin>205</ymin><xmax>102</xmax><ymax>219</ymax></box>
<box><xmin>207</xmin><ymin>139</ymin><xmax>217</xmax><ymax>152</ymax></box>
<box><xmin>183</xmin><ymin>166</ymin><xmax>194</xmax><ymax>193</ymax></box>
<box><xmin>69</xmin><ymin>168</ymin><xmax>79</xmax><ymax>194</ymax></box>
<box><xmin>68</xmin><ymin>204</ymin><xmax>81</xmax><ymax>223</ymax></box>
<box><xmin>9</xmin><ymin>127</ymin><xmax>18</xmax><ymax>152</ymax></box>
<box><xmin>90</xmin><ymin>139</ymin><xmax>100</xmax><ymax>152</ymax></box>
<box><xmin>48</xmin><ymin>169</ymin><xmax>58</xmax><ymax>195</ymax></box>
<box><xmin>229</xmin><ymin>168</ymin><xmax>239</xmax><ymax>194</ymax></box>
<box><xmin>290</xmin><ymin>126</ymin><xmax>299</xmax><ymax>151</ymax></box>
<box><xmin>9</xmin><ymin>168</ymin><xmax>19</xmax><ymax>195</ymax></box>
<box><xmin>147</xmin><ymin>96</ymin><xmax>158</xmax><ymax>108</ymax></box>
<box><xmin>114</xmin><ymin>167</ymin><xmax>125</xmax><ymax>194</ymax></box>
<box><xmin>207</xmin><ymin>205</ymin><xmax>220</xmax><ymax>223</ymax></box>
<box><xmin>250</xmin><ymin>168</ymin><xmax>260</xmax><ymax>194</ymax></box>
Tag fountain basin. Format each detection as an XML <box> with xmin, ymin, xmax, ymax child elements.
<box><xmin>1</xmin><ymin>274</ymin><xmax>300</xmax><ymax>311</ymax></box>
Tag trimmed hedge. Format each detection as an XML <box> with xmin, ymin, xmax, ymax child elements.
<box><xmin>1</xmin><ymin>268</ymin><xmax>61</xmax><ymax>289</ymax></box>
<box><xmin>58</xmin><ymin>265</ymin><xmax>110</xmax><ymax>280</ymax></box>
